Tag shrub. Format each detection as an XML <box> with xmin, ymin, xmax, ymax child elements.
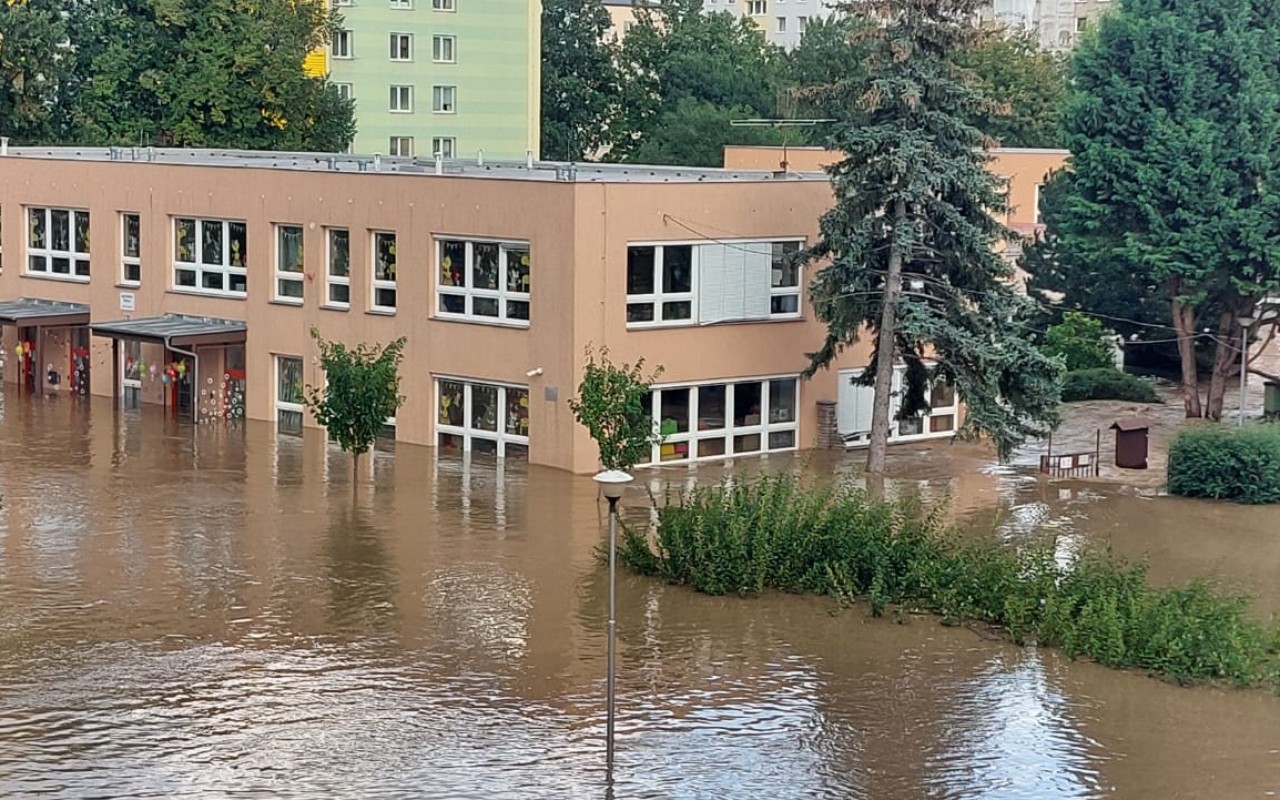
<box><xmin>621</xmin><ymin>473</ymin><xmax>1280</xmax><ymax>688</ymax></box>
<box><xmin>1168</xmin><ymin>425</ymin><xmax>1280</xmax><ymax>504</ymax></box>
<box><xmin>1042</xmin><ymin>311</ymin><xmax>1116</xmax><ymax>372</ymax></box>
<box><xmin>1060</xmin><ymin>368</ymin><xmax>1160</xmax><ymax>403</ymax></box>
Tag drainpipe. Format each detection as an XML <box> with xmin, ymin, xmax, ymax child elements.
<box><xmin>165</xmin><ymin>339</ymin><xmax>199</xmax><ymax>423</ymax></box>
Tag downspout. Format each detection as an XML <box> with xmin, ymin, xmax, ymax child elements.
<box><xmin>165</xmin><ymin>339</ymin><xmax>199</xmax><ymax>423</ymax></box>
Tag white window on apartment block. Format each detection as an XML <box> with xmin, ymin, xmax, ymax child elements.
<box><xmin>372</xmin><ymin>231</ymin><xmax>397</xmax><ymax>311</ymax></box>
<box><xmin>27</xmin><ymin>207</ymin><xmax>91</xmax><ymax>280</ymax></box>
<box><xmin>747</xmin><ymin>0</ymin><xmax>766</xmax><ymax>14</ymax></box>
<box><xmin>276</xmin><ymin>356</ymin><xmax>304</xmax><ymax>435</ymax></box>
<box><xmin>275</xmin><ymin>224</ymin><xmax>304</xmax><ymax>303</ymax></box>
<box><xmin>389</xmin><ymin>136</ymin><xmax>414</xmax><ymax>156</ymax></box>
<box><xmin>432</xmin><ymin>35</ymin><xmax>456</xmax><ymax>63</ymax></box>
<box><xmin>798</xmin><ymin>15</ymin><xmax>808</xmax><ymax>33</ymax></box>
<box><xmin>432</xmin><ymin>137</ymin><xmax>456</xmax><ymax>158</ymax></box>
<box><xmin>331</xmin><ymin>30</ymin><xmax>352</xmax><ymax>58</ymax></box>
<box><xmin>838</xmin><ymin>367</ymin><xmax>958</xmax><ymax>444</ymax></box>
<box><xmin>647</xmin><ymin>376</ymin><xmax>799</xmax><ymax>464</ymax></box>
<box><xmin>433</xmin><ymin>85</ymin><xmax>456</xmax><ymax>113</ymax></box>
<box><xmin>390</xmin><ymin>0</ymin><xmax>411</xmax><ymax>8</ymax></box>
<box><xmin>174</xmin><ymin>217</ymin><xmax>247</xmax><ymax>295</ymax></box>
<box><xmin>336</xmin><ymin>83</ymin><xmax>354</xmax><ymax>102</ymax></box>
<box><xmin>326</xmin><ymin>227</ymin><xmax>351</xmax><ymax>308</ymax></box>
<box><xmin>121</xmin><ymin>212</ymin><xmax>141</xmax><ymax>285</ymax></box>
<box><xmin>437</xmin><ymin>378</ymin><xmax>530</xmax><ymax>459</ymax></box>
<box><xmin>776</xmin><ymin>16</ymin><xmax>786</xmax><ymax>32</ymax></box>
<box><xmin>625</xmin><ymin>239</ymin><xmax>802</xmax><ymax>327</ymax></box>
<box><xmin>432</xmin><ymin>0</ymin><xmax>454</xmax><ymax>10</ymax></box>
<box><xmin>390</xmin><ymin>85</ymin><xmax>413</xmax><ymax>113</ymax></box>
<box><xmin>390</xmin><ymin>33</ymin><xmax>413</xmax><ymax>61</ymax></box>
<box><xmin>437</xmin><ymin>238</ymin><xmax>530</xmax><ymax>325</ymax></box>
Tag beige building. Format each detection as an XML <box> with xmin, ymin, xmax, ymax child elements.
<box><xmin>0</xmin><ymin>145</ymin><xmax>1060</xmax><ymax>473</ymax></box>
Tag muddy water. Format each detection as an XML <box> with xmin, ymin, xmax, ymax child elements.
<box><xmin>1</xmin><ymin>394</ymin><xmax>1279</xmax><ymax>799</ymax></box>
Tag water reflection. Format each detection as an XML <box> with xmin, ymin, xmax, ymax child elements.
<box><xmin>1</xmin><ymin>390</ymin><xmax>1279</xmax><ymax>799</ymax></box>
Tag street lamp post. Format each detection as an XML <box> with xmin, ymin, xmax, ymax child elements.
<box><xmin>593</xmin><ymin>468</ymin><xmax>634</xmax><ymax>784</ymax></box>
<box><xmin>1238</xmin><ymin>315</ymin><xmax>1255</xmax><ymax>428</ymax></box>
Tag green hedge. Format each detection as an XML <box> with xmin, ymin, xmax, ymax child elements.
<box><xmin>620</xmin><ymin>474</ymin><xmax>1280</xmax><ymax>688</ymax></box>
<box><xmin>1168</xmin><ymin>425</ymin><xmax>1280</xmax><ymax>504</ymax></box>
<box><xmin>1061</xmin><ymin>368</ymin><xmax>1160</xmax><ymax>403</ymax></box>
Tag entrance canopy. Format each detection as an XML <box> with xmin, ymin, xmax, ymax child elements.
<box><xmin>91</xmin><ymin>314</ymin><xmax>247</xmax><ymax>348</ymax></box>
<box><xmin>0</xmin><ymin>298</ymin><xmax>91</xmax><ymax>328</ymax></box>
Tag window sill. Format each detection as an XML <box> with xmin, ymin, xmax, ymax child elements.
<box><xmin>321</xmin><ymin>303</ymin><xmax>351</xmax><ymax>312</ymax></box>
<box><xmin>626</xmin><ymin>316</ymin><xmax>806</xmax><ymax>331</ymax></box>
<box><xmin>269</xmin><ymin>299</ymin><xmax>305</xmax><ymax>307</ymax></box>
<box><xmin>115</xmin><ymin>282</ymin><xmax>141</xmax><ymax>290</ymax></box>
<box><xmin>432</xmin><ymin>314</ymin><xmax>530</xmax><ymax>330</ymax></box>
<box><xmin>367</xmin><ymin>308</ymin><xmax>397</xmax><ymax>316</ymax></box>
<box><xmin>23</xmin><ymin>273</ymin><xmax>90</xmax><ymax>284</ymax></box>
<box><xmin>167</xmin><ymin>288</ymin><xmax>247</xmax><ymax>300</ymax></box>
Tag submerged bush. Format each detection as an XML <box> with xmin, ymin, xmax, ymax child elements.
<box><xmin>1060</xmin><ymin>368</ymin><xmax>1160</xmax><ymax>403</ymax></box>
<box><xmin>1168</xmin><ymin>425</ymin><xmax>1280</xmax><ymax>505</ymax></box>
<box><xmin>621</xmin><ymin>473</ymin><xmax>1280</xmax><ymax>688</ymax></box>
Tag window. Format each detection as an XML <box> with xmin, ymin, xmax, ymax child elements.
<box><xmin>432</xmin><ymin>137</ymin><xmax>456</xmax><ymax>158</ymax></box>
<box><xmin>390</xmin><ymin>0</ymin><xmax>411</xmax><ymax>7</ymax></box>
<box><xmin>437</xmin><ymin>379</ymin><xmax>529</xmax><ymax>460</ymax></box>
<box><xmin>437</xmin><ymin>238</ymin><xmax>530</xmax><ymax>325</ymax></box>
<box><xmin>432</xmin><ymin>0</ymin><xmax>454</xmax><ymax>9</ymax></box>
<box><xmin>326</xmin><ymin>228</ymin><xmax>350</xmax><ymax>308</ymax></box>
<box><xmin>331</xmin><ymin>30</ymin><xmax>352</xmax><ymax>58</ymax></box>
<box><xmin>747</xmin><ymin>0</ymin><xmax>766</xmax><ymax>14</ymax></box>
<box><xmin>121</xmin><ymin>213</ymin><xmax>141</xmax><ymax>285</ymax></box>
<box><xmin>372</xmin><ymin>231</ymin><xmax>397</xmax><ymax>311</ymax></box>
<box><xmin>27</xmin><ymin>207</ymin><xmax>91</xmax><ymax>280</ymax></box>
<box><xmin>122</xmin><ymin>340</ymin><xmax>142</xmax><ymax>408</ymax></box>
<box><xmin>173</xmin><ymin>217</ymin><xmax>247</xmax><ymax>296</ymax></box>
<box><xmin>390</xmin><ymin>85</ymin><xmax>413</xmax><ymax>112</ymax></box>
<box><xmin>647</xmin><ymin>377</ymin><xmax>799</xmax><ymax>464</ymax></box>
<box><xmin>433</xmin><ymin>85</ymin><xmax>456</xmax><ymax>113</ymax></box>
<box><xmin>389</xmin><ymin>136</ymin><xmax>414</xmax><ymax>156</ymax></box>
<box><xmin>276</xmin><ymin>356</ymin><xmax>304</xmax><ymax>435</ymax></box>
<box><xmin>432</xmin><ymin>35</ymin><xmax>456</xmax><ymax>62</ymax></box>
<box><xmin>776</xmin><ymin>16</ymin><xmax>786</xmax><ymax>31</ymax></box>
<box><xmin>275</xmin><ymin>224</ymin><xmax>304</xmax><ymax>302</ymax></box>
<box><xmin>336</xmin><ymin>83</ymin><xmax>354</xmax><ymax>102</ymax></box>
<box><xmin>798</xmin><ymin>15</ymin><xmax>807</xmax><ymax>32</ymax></box>
<box><xmin>626</xmin><ymin>240</ymin><xmax>804</xmax><ymax>327</ymax></box>
<box><xmin>390</xmin><ymin>33</ymin><xmax>413</xmax><ymax>61</ymax></box>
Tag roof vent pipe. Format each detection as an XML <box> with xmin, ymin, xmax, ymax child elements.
<box><xmin>373</xmin><ymin>153</ymin><xmax>382</xmax><ymax>171</ymax></box>
<box><xmin>526</xmin><ymin>149</ymin><xmax>534</xmax><ymax>170</ymax></box>
<box><xmin>434</xmin><ymin>152</ymin><xmax>444</xmax><ymax>175</ymax></box>
<box><xmin>147</xmin><ymin>146</ymin><xmax>155</xmax><ymax>162</ymax></box>
<box><xmin>0</xmin><ymin>137</ymin><xmax>8</xmax><ymax>156</ymax></box>
<box><xmin>476</xmin><ymin>149</ymin><xmax>484</xmax><ymax>166</ymax></box>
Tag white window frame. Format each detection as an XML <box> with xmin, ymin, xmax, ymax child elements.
<box><xmin>836</xmin><ymin>364</ymin><xmax>958</xmax><ymax>444</ymax></box>
<box><xmin>432</xmin><ymin>34</ymin><xmax>456</xmax><ymax>63</ymax></box>
<box><xmin>432</xmin><ymin>0</ymin><xmax>455</xmax><ymax>10</ymax></box>
<box><xmin>331</xmin><ymin>29</ymin><xmax>352</xmax><ymax>59</ymax></box>
<box><xmin>390</xmin><ymin>0</ymin><xmax>412</xmax><ymax>7</ymax></box>
<box><xmin>433</xmin><ymin>85</ymin><xmax>456</xmax><ymax>113</ymax></box>
<box><xmin>747</xmin><ymin>0</ymin><xmax>766</xmax><ymax>14</ymax></box>
<box><xmin>436</xmin><ymin>378</ymin><xmax>530</xmax><ymax>459</ymax></box>
<box><xmin>776</xmin><ymin>16</ymin><xmax>786</xmax><ymax>31</ymax></box>
<box><xmin>644</xmin><ymin>375</ymin><xmax>801</xmax><ymax>465</ymax></box>
<box><xmin>274</xmin><ymin>223</ymin><xmax>304</xmax><ymax>304</ymax></box>
<box><xmin>335</xmin><ymin>82</ymin><xmax>354</xmax><ymax>102</ymax></box>
<box><xmin>371</xmin><ymin>230</ymin><xmax>397</xmax><ymax>312</ymax></box>
<box><xmin>121</xmin><ymin>212</ymin><xmax>141</xmax><ymax>286</ymax></box>
<box><xmin>389</xmin><ymin>32</ymin><xmax>413</xmax><ymax>61</ymax></box>
<box><xmin>173</xmin><ymin>217</ymin><xmax>248</xmax><ymax>296</ymax></box>
<box><xmin>26</xmin><ymin>206</ymin><xmax>91</xmax><ymax>282</ymax></box>
<box><xmin>389</xmin><ymin>136</ymin><xmax>414</xmax><ymax>157</ymax></box>
<box><xmin>276</xmin><ymin>355</ymin><xmax>305</xmax><ymax>435</ymax></box>
<box><xmin>436</xmin><ymin>238</ymin><xmax>530</xmax><ymax>327</ymax></box>
<box><xmin>325</xmin><ymin>227</ymin><xmax>351</xmax><ymax>309</ymax></box>
<box><xmin>432</xmin><ymin>137</ymin><xmax>456</xmax><ymax>158</ymax></box>
<box><xmin>625</xmin><ymin>238</ymin><xmax>804</xmax><ymax>329</ymax></box>
<box><xmin>798</xmin><ymin>15</ymin><xmax>808</xmax><ymax>32</ymax></box>
<box><xmin>389</xmin><ymin>84</ymin><xmax>413</xmax><ymax>113</ymax></box>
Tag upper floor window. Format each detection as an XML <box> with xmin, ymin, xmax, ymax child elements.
<box><xmin>275</xmin><ymin>224</ymin><xmax>304</xmax><ymax>303</ymax></box>
<box><xmin>121</xmin><ymin>213</ymin><xmax>141</xmax><ymax>285</ymax></box>
<box><xmin>432</xmin><ymin>35</ymin><xmax>456</xmax><ymax>63</ymax></box>
<box><xmin>325</xmin><ymin>228</ymin><xmax>350</xmax><ymax>308</ymax></box>
<box><xmin>776</xmin><ymin>16</ymin><xmax>786</xmax><ymax>32</ymax></box>
<box><xmin>372</xmin><ymin>231</ymin><xmax>397</xmax><ymax>311</ymax></box>
<box><xmin>433</xmin><ymin>85</ymin><xmax>456</xmax><ymax>113</ymax></box>
<box><xmin>331</xmin><ymin>30</ymin><xmax>352</xmax><ymax>59</ymax></box>
<box><xmin>747</xmin><ymin>0</ymin><xmax>766</xmax><ymax>14</ymax></box>
<box><xmin>390</xmin><ymin>32</ymin><xmax>413</xmax><ymax>61</ymax></box>
<box><xmin>437</xmin><ymin>238</ymin><xmax>530</xmax><ymax>325</ymax></box>
<box><xmin>432</xmin><ymin>0</ymin><xmax>454</xmax><ymax>9</ymax></box>
<box><xmin>27</xmin><ymin>207</ymin><xmax>90</xmax><ymax>280</ymax></box>
<box><xmin>625</xmin><ymin>239</ymin><xmax>803</xmax><ymax>328</ymax></box>
<box><xmin>174</xmin><ymin>217</ymin><xmax>247</xmax><ymax>296</ymax></box>
<box><xmin>335</xmin><ymin>83</ymin><xmax>354</xmax><ymax>102</ymax></box>
<box><xmin>390</xmin><ymin>84</ymin><xmax>413</xmax><ymax>112</ymax></box>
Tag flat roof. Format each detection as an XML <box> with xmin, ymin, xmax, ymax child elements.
<box><xmin>91</xmin><ymin>314</ymin><xmax>247</xmax><ymax>347</ymax></box>
<box><xmin>0</xmin><ymin>298</ymin><xmax>91</xmax><ymax>327</ymax></box>
<box><xmin>1</xmin><ymin>147</ymin><xmax>830</xmax><ymax>185</ymax></box>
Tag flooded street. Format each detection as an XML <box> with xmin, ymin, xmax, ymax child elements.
<box><xmin>1</xmin><ymin>393</ymin><xmax>1279</xmax><ymax>799</ymax></box>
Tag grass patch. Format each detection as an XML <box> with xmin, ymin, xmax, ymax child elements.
<box><xmin>619</xmin><ymin>473</ymin><xmax>1280</xmax><ymax>688</ymax></box>
<box><xmin>1168</xmin><ymin>424</ymin><xmax>1280</xmax><ymax>505</ymax></box>
<box><xmin>1060</xmin><ymin>368</ymin><xmax>1161</xmax><ymax>403</ymax></box>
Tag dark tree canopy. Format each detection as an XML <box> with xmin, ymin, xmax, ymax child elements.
<box><xmin>541</xmin><ymin>0</ymin><xmax>622</xmax><ymax>161</ymax></box>
<box><xmin>956</xmin><ymin>28</ymin><xmax>1067</xmax><ymax>149</ymax></box>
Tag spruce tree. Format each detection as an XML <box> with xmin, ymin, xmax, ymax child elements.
<box><xmin>804</xmin><ymin>0</ymin><xmax>1062</xmax><ymax>476</ymax></box>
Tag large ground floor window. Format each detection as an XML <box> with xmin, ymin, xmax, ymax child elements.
<box><xmin>837</xmin><ymin>365</ymin><xmax>958</xmax><ymax>444</ymax></box>
<box><xmin>437</xmin><ymin>378</ymin><xmax>529</xmax><ymax>459</ymax></box>
<box><xmin>647</xmin><ymin>376</ymin><xmax>799</xmax><ymax>464</ymax></box>
<box><xmin>122</xmin><ymin>340</ymin><xmax>142</xmax><ymax>409</ymax></box>
<box><xmin>276</xmin><ymin>355</ymin><xmax>303</xmax><ymax>435</ymax></box>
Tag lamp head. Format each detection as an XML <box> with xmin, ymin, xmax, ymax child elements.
<box><xmin>593</xmin><ymin>469</ymin><xmax>633</xmax><ymax>500</ymax></box>
<box><xmin>1239</xmin><ymin>315</ymin><xmax>1256</xmax><ymax>328</ymax></box>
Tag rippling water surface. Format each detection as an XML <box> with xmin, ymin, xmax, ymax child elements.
<box><xmin>1</xmin><ymin>394</ymin><xmax>1278</xmax><ymax>799</ymax></box>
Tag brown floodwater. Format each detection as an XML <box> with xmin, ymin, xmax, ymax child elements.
<box><xmin>1</xmin><ymin>392</ymin><xmax>1279</xmax><ymax>799</ymax></box>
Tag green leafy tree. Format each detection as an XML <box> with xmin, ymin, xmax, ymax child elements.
<box><xmin>0</xmin><ymin>0</ymin><xmax>71</xmax><ymax>144</ymax></box>
<box><xmin>541</xmin><ymin>0</ymin><xmax>622</xmax><ymax>161</ymax></box>
<box><xmin>785</xmin><ymin>16</ymin><xmax>872</xmax><ymax>124</ymax></box>
<box><xmin>626</xmin><ymin>97</ymin><xmax>789</xmax><ymax>166</ymax></box>
<box><xmin>956</xmin><ymin>28</ymin><xmax>1067</xmax><ymax>149</ymax></box>
<box><xmin>1041</xmin><ymin>311</ymin><xmax>1115</xmax><ymax>372</ymax></box>
<box><xmin>304</xmin><ymin>330</ymin><xmax>407</xmax><ymax>478</ymax></box>
<box><xmin>569</xmin><ymin>346</ymin><xmax>663</xmax><ymax>472</ymax></box>
<box><xmin>803</xmin><ymin>0</ymin><xmax>1062</xmax><ymax>478</ymax></box>
<box><xmin>1042</xmin><ymin>0</ymin><xmax>1280</xmax><ymax>419</ymax></box>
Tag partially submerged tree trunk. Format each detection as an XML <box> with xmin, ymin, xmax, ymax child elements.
<box><xmin>867</xmin><ymin>198</ymin><xmax>907</xmax><ymax>482</ymax></box>
<box><xmin>1205</xmin><ymin>309</ymin><xmax>1239</xmax><ymax>421</ymax></box>
<box><xmin>1171</xmin><ymin>292</ymin><xmax>1203</xmax><ymax>418</ymax></box>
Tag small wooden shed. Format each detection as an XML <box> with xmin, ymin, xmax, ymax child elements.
<box><xmin>1110</xmin><ymin>416</ymin><xmax>1153</xmax><ymax>470</ymax></box>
